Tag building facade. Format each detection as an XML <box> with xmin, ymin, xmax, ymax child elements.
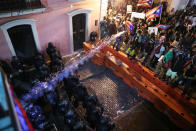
<box><xmin>0</xmin><ymin>0</ymin><xmax>101</xmax><ymax>60</ymax></box>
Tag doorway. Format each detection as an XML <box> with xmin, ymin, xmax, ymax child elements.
<box><xmin>72</xmin><ymin>13</ymin><xmax>86</xmax><ymax>51</ymax></box>
<box><xmin>7</xmin><ymin>25</ymin><xmax>38</xmax><ymax>60</ymax></box>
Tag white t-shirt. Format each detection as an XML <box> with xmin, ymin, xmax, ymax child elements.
<box><xmin>155</xmin><ymin>45</ymin><xmax>165</xmax><ymax>58</ymax></box>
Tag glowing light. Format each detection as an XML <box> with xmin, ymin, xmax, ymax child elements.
<box><xmin>22</xmin><ymin>31</ymin><xmax>126</xmax><ymax>103</ymax></box>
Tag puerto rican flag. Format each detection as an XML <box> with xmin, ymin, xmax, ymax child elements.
<box><xmin>155</xmin><ymin>24</ymin><xmax>168</xmax><ymax>30</ymax></box>
<box><xmin>146</xmin><ymin>5</ymin><xmax>163</xmax><ymax>21</ymax></box>
<box><xmin>125</xmin><ymin>21</ymin><xmax>134</xmax><ymax>32</ymax></box>
<box><xmin>137</xmin><ymin>0</ymin><xmax>153</xmax><ymax>7</ymax></box>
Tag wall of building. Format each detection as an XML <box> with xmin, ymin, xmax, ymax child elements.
<box><xmin>194</xmin><ymin>0</ymin><xmax>196</xmax><ymax>4</ymax></box>
<box><xmin>188</xmin><ymin>0</ymin><xmax>196</xmax><ymax>5</ymax></box>
<box><xmin>0</xmin><ymin>0</ymin><xmax>101</xmax><ymax>60</ymax></box>
<box><xmin>100</xmin><ymin>0</ymin><xmax>108</xmax><ymax>21</ymax></box>
<box><xmin>166</xmin><ymin>0</ymin><xmax>190</xmax><ymax>12</ymax></box>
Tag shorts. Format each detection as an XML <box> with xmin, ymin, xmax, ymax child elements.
<box><xmin>166</xmin><ymin>68</ymin><xmax>177</xmax><ymax>80</ymax></box>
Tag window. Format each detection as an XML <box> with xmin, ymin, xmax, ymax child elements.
<box><xmin>0</xmin><ymin>0</ymin><xmax>43</xmax><ymax>12</ymax></box>
<box><xmin>0</xmin><ymin>19</ymin><xmax>41</xmax><ymax>56</ymax></box>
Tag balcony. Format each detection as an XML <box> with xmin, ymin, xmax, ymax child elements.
<box><xmin>0</xmin><ymin>0</ymin><xmax>46</xmax><ymax>18</ymax></box>
<box><xmin>68</xmin><ymin>0</ymin><xmax>85</xmax><ymax>2</ymax></box>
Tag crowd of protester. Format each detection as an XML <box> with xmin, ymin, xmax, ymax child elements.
<box><xmin>100</xmin><ymin>1</ymin><xmax>196</xmax><ymax>98</ymax></box>
<box><xmin>0</xmin><ymin>2</ymin><xmax>196</xmax><ymax>130</ymax></box>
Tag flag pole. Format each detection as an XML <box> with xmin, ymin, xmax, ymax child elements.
<box><xmin>159</xmin><ymin>4</ymin><xmax>163</xmax><ymax>24</ymax></box>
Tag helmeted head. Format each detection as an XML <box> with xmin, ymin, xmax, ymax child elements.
<box><xmin>48</xmin><ymin>42</ymin><xmax>54</xmax><ymax>48</ymax></box>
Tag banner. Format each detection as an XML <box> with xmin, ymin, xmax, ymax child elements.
<box><xmin>131</xmin><ymin>12</ymin><xmax>145</xmax><ymax>19</ymax></box>
<box><xmin>148</xmin><ymin>27</ymin><xmax>158</xmax><ymax>35</ymax></box>
<box><xmin>127</xmin><ymin>5</ymin><xmax>132</xmax><ymax>13</ymax></box>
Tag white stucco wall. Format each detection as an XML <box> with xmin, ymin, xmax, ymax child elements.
<box><xmin>167</xmin><ymin>0</ymin><xmax>190</xmax><ymax>12</ymax></box>
<box><xmin>100</xmin><ymin>0</ymin><xmax>108</xmax><ymax>21</ymax></box>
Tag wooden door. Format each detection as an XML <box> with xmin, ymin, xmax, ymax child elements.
<box><xmin>72</xmin><ymin>13</ymin><xmax>86</xmax><ymax>51</ymax></box>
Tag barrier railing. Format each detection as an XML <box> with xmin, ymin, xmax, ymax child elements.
<box><xmin>83</xmin><ymin>42</ymin><xmax>196</xmax><ymax>130</ymax></box>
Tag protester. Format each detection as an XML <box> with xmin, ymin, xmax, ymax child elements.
<box><xmin>175</xmin><ymin>56</ymin><xmax>196</xmax><ymax>96</ymax></box>
<box><xmin>101</xmin><ymin>1</ymin><xmax>196</xmax><ymax>98</ymax></box>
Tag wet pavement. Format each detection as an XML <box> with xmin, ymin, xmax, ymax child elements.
<box><xmin>77</xmin><ymin>61</ymin><xmax>180</xmax><ymax>131</ymax></box>
<box><xmin>78</xmin><ymin>61</ymin><xmax>142</xmax><ymax>118</ymax></box>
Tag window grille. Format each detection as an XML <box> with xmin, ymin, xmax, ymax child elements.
<box><xmin>0</xmin><ymin>0</ymin><xmax>43</xmax><ymax>12</ymax></box>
